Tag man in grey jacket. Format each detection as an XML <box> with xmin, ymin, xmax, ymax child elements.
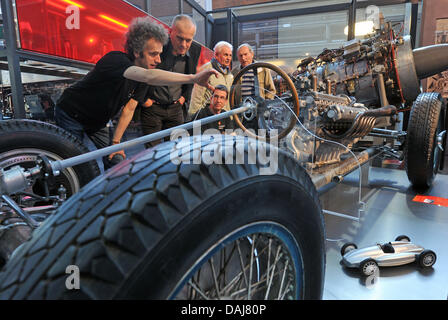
<box><xmin>188</xmin><ymin>41</ymin><xmax>234</xmax><ymax>120</ymax></box>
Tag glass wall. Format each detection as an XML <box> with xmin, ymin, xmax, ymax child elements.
<box><xmin>278</xmin><ymin>11</ymin><xmax>348</xmax><ymax>63</ymax></box>
<box><xmin>238</xmin><ymin>19</ymin><xmax>278</xmax><ymax>60</ymax></box>
<box><xmin>355</xmin><ymin>3</ymin><xmax>406</xmax><ymax>39</ymax></box>
<box><xmin>232</xmin><ymin>1</ymin><xmax>409</xmax><ymax>71</ymax></box>
<box><xmin>127</xmin><ymin>0</ymin><xmax>209</xmax><ymax>45</ymax></box>
<box><xmin>149</xmin><ymin>0</ymin><xmax>181</xmax><ymax>25</ymax></box>
<box><xmin>183</xmin><ymin>0</ymin><xmax>207</xmax><ymax>44</ymax></box>
<box><xmin>127</xmin><ymin>0</ymin><xmax>147</xmax><ymax>11</ymax></box>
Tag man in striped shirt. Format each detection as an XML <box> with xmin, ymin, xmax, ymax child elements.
<box><xmin>231</xmin><ymin>43</ymin><xmax>277</xmax><ymax>128</ymax></box>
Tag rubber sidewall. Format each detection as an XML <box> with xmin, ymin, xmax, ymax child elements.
<box><xmin>405</xmin><ymin>93</ymin><xmax>444</xmax><ymax>189</ymax></box>
<box><xmin>116</xmin><ymin>174</ymin><xmax>324</xmax><ymax>300</ymax></box>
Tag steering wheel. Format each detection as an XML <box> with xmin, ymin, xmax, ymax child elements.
<box><xmin>229</xmin><ymin>62</ymin><xmax>300</xmax><ymax>141</ymax></box>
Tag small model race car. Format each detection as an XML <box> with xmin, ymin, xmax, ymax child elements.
<box><xmin>341</xmin><ymin>235</ymin><xmax>437</xmax><ymax>276</ymax></box>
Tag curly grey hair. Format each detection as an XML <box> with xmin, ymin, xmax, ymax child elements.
<box><xmin>125</xmin><ymin>17</ymin><xmax>169</xmax><ymax>59</ymax></box>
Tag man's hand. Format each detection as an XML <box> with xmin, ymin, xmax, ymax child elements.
<box><xmin>142</xmin><ymin>98</ymin><xmax>154</xmax><ymax>108</ymax></box>
<box><xmin>108</xmin><ymin>139</ymin><xmax>126</xmax><ymax>160</ymax></box>
<box><xmin>193</xmin><ymin>69</ymin><xmax>219</xmax><ymax>90</ymax></box>
<box><xmin>108</xmin><ymin>149</ymin><xmax>126</xmax><ymax>160</ymax></box>
<box><xmin>175</xmin><ymin>96</ymin><xmax>186</xmax><ymax>106</ymax></box>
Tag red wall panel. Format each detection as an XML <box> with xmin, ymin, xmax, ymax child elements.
<box><xmin>15</xmin><ymin>0</ymin><xmax>211</xmax><ymax>68</ymax></box>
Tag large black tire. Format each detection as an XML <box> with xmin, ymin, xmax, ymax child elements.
<box><xmin>405</xmin><ymin>92</ymin><xmax>445</xmax><ymax>189</ymax></box>
<box><xmin>0</xmin><ymin>120</ymin><xmax>100</xmax><ymax>265</ymax></box>
<box><xmin>0</xmin><ymin>136</ymin><xmax>326</xmax><ymax>300</ymax></box>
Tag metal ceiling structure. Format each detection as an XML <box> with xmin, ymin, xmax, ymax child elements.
<box><xmin>0</xmin><ymin>0</ymin><xmax>419</xmax><ymax>119</ymax></box>
<box><xmin>0</xmin><ymin>0</ymin><xmax>93</xmax><ymax>119</ymax></box>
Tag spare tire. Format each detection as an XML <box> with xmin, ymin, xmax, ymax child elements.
<box><xmin>0</xmin><ymin>135</ymin><xmax>326</xmax><ymax>300</ymax></box>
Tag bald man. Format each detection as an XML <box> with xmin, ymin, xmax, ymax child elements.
<box><xmin>139</xmin><ymin>14</ymin><xmax>202</xmax><ymax>147</ymax></box>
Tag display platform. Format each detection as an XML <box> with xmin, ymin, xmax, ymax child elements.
<box><xmin>92</xmin><ymin>129</ymin><xmax>447</xmax><ymax>300</ymax></box>
<box><xmin>320</xmin><ymin>161</ymin><xmax>448</xmax><ymax>300</ymax></box>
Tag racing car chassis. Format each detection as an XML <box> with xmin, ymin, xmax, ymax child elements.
<box><xmin>0</xmin><ymin>20</ymin><xmax>447</xmax><ymax>299</ymax></box>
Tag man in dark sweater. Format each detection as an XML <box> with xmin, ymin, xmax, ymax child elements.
<box><xmin>54</xmin><ymin>17</ymin><xmax>216</xmax><ymax>168</ymax></box>
<box><xmin>191</xmin><ymin>85</ymin><xmax>234</xmax><ymax>134</ymax></box>
<box><xmin>139</xmin><ymin>14</ymin><xmax>202</xmax><ymax>147</ymax></box>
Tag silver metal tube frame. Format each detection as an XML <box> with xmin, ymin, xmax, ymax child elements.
<box><xmin>51</xmin><ymin>105</ymin><xmax>252</xmax><ymax>175</ymax></box>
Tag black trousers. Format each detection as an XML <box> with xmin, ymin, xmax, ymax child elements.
<box><xmin>140</xmin><ymin>103</ymin><xmax>184</xmax><ymax>148</ymax></box>
<box><xmin>55</xmin><ymin>106</ymin><xmax>115</xmax><ymax>170</ymax></box>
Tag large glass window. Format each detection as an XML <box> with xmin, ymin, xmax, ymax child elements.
<box><xmin>127</xmin><ymin>0</ymin><xmax>147</xmax><ymax>11</ymax></box>
<box><xmin>278</xmin><ymin>10</ymin><xmax>348</xmax><ymax>61</ymax></box>
<box><xmin>235</xmin><ymin>3</ymin><xmax>408</xmax><ymax>69</ymax></box>
<box><xmin>149</xmin><ymin>0</ymin><xmax>180</xmax><ymax>25</ymax></box>
<box><xmin>238</xmin><ymin>19</ymin><xmax>278</xmax><ymax>60</ymax></box>
<box><xmin>355</xmin><ymin>4</ymin><xmax>406</xmax><ymax>39</ymax></box>
<box><xmin>238</xmin><ymin>11</ymin><xmax>347</xmax><ymax>68</ymax></box>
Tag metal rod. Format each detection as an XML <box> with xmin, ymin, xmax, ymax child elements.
<box><xmin>311</xmin><ymin>147</ymin><xmax>379</xmax><ymax>190</ymax></box>
<box><xmin>1</xmin><ymin>195</ymin><xmax>40</xmax><ymax>228</ymax></box>
<box><xmin>51</xmin><ymin>106</ymin><xmax>252</xmax><ymax>175</ymax></box>
<box><xmin>1</xmin><ymin>0</ymin><xmax>26</xmax><ymax>119</ymax></box>
<box><xmin>368</xmin><ymin>133</ymin><xmax>396</xmax><ymax>138</ymax></box>
<box><xmin>312</xmin><ymin>75</ymin><xmax>317</xmax><ymax>91</ymax></box>
<box><xmin>370</xmin><ymin>128</ymin><xmax>406</xmax><ymax>138</ymax></box>
<box><xmin>347</xmin><ymin>0</ymin><xmax>357</xmax><ymax>41</ymax></box>
<box><xmin>323</xmin><ymin>209</ymin><xmax>359</xmax><ymax>221</ymax></box>
<box><xmin>377</xmin><ymin>73</ymin><xmax>389</xmax><ymax>107</ymax></box>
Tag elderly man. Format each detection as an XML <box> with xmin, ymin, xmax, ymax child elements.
<box><xmin>55</xmin><ymin>17</ymin><xmax>217</xmax><ymax>168</ymax></box>
<box><xmin>188</xmin><ymin>41</ymin><xmax>234</xmax><ymax>119</ymax></box>
<box><xmin>231</xmin><ymin>43</ymin><xmax>276</xmax><ymax>130</ymax></box>
<box><xmin>132</xmin><ymin>14</ymin><xmax>203</xmax><ymax>147</ymax></box>
<box><xmin>232</xmin><ymin>43</ymin><xmax>276</xmax><ymax>102</ymax></box>
<box><xmin>191</xmin><ymin>85</ymin><xmax>234</xmax><ymax>133</ymax></box>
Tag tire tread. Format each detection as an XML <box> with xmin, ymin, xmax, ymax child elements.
<box><xmin>0</xmin><ymin>137</ymin><xmax>324</xmax><ymax>300</ymax></box>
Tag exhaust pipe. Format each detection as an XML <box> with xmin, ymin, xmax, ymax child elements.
<box><xmin>395</xmin><ymin>36</ymin><xmax>448</xmax><ymax>102</ymax></box>
<box><xmin>413</xmin><ymin>43</ymin><xmax>448</xmax><ymax>79</ymax></box>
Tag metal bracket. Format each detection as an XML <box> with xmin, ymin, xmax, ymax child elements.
<box><xmin>1</xmin><ymin>195</ymin><xmax>40</xmax><ymax>229</ymax></box>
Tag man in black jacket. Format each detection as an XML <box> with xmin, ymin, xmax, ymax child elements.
<box><xmin>139</xmin><ymin>14</ymin><xmax>202</xmax><ymax>147</ymax></box>
<box><xmin>54</xmin><ymin>17</ymin><xmax>216</xmax><ymax>168</ymax></box>
<box><xmin>191</xmin><ymin>85</ymin><xmax>234</xmax><ymax>134</ymax></box>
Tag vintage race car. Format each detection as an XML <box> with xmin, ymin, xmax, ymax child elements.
<box><xmin>0</xmin><ymin>1</ymin><xmax>447</xmax><ymax>299</ymax></box>
<box><xmin>341</xmin><ymin>235</ymin><xmax>437</xmax><ymax>276</ymax></box>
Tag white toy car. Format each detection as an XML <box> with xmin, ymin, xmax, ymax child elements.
<box><xmin>341</xmin><ymin>235</ymin><xmax>437</xmax><ymax>276</ymax></box>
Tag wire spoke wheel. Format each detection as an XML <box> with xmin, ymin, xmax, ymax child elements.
<box><xmin>171</xmin><ymin>223</ymin><xmax>302</xmax><ymax>300</ymax></box>
<box><xmin>230</xmin><ymin>62</ymin><xmax>300</xmax><ymax>141</ymax></box>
